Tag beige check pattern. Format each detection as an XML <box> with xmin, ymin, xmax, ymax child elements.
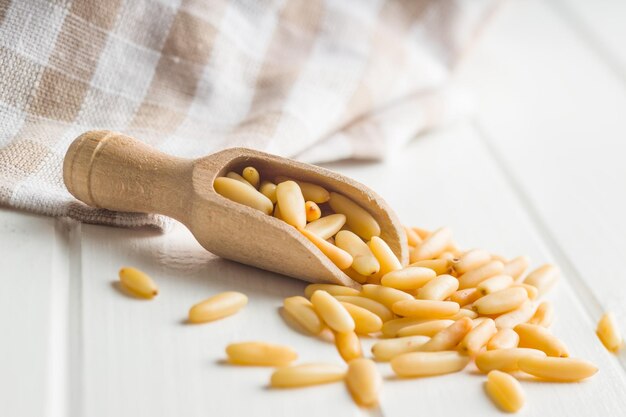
<box><xmin>0</xmin><ymin>0</ymin><xmax>496</xmax><ymax>229</ymax></box>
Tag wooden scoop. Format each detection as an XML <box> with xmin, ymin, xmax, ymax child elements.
<box><xmin>63</xmin><ymin>130</ymin><xmax>409</xmax><ymax>288</ymax></box>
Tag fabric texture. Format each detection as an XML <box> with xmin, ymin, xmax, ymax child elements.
<box><xmin>0</xmin><ymin>0</ymin><xmax>496</xmax><ymax>229</ymax></box>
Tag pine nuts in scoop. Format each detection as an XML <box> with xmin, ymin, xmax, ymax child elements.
<box><xmin>486</xmin><ymin>370</ymin><xmax>525</xmax><ymax>413</ymax></box>
<box><xmin>214</xmin><ymin>177</ymin><xmax>273</xmax><ymax>214</ymax></box>
<box><xmin>118</xmin><ymin>267</ymin><xmax>159</xmax><ymax>299</ymax></box>
<box><xmin>596</xmin><ymin>312</ymin><xmax>623</xmax><ymax>352</ymax></box>
<box><xmin>276</xmin><ymin>181</ymin><xmax>306</xmax><ymax>229</ymax></box>
<box><xmin>335</xmin><ymin>230</ymin><xmax>380</xmax><ymax>276</ymax></box>
<box><xmin>328</xmin><ymin>192</ymin><xmax>381</xmax><ymax>240</ymax></box>
<box><xmin>368</xmin><ymin>236</ymin><xmax>402</xmax><ymax>276</ymax></box>
<box><xmin>305</xmin><ymin>201</ymin><xmax>321</xmax><ymax>222</ymax></box>
<box><xmin>242</xmin><ymin>166</ymin><xmax>260</xmax><ymax>188</ymax></box>
<box><xmin>188</xmin><ymin>291</ymin><xmax>248</xmax><ymax>323</ymax></box>
<box><xmin>304</xmin><ymin>213</ymin><xmax>347</xmax><ymax>240</ymax></box>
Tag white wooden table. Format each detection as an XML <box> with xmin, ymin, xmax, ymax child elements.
<box><xmin>2</xmin><ymin>1</ymin><xmax>626</xmax><ymax>416</ymax></box>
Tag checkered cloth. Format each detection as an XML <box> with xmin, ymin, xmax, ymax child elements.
<box><xmin>0</xmin><ymin>0</ymin><xmax>496</xmax><ymax>229</ymax></box>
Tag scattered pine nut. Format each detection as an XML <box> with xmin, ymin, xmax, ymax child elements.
<box><xmin>517</xmin><ymin>356</ymin><xmax>598</xmax><ymax>382</ymax></box>
<box><xmin>396</xmin><ymin>319</ymin><xmax>455</xmax><ymax>338</ymax></box>
<box><xmin>419</xmin><ymin>317</ymin><xmax>473</xmax><ymax>352</ymax></box>
<box><xmin>371</xmin><ymin>336</ymin><xmax>430</xmax><ymax>361</ymax></box>
<box><xmin>596</xmin><ymin>312</ymin><xmax>623</xmax><ymax>352</ymax></box>
<box><xmin>340</xmin><ymin>302</ymin><xmax>383</xmax><ymax>334</ymax></box>
<box><xmin>334</xmin><ymin>331</ymin><xmax>362</xmax><ymax>362</ymax></box>
<box><xmin>335</xmin><ymin>296</ymin><xmax>393</xmax><ymax>322</ymax></box>
<box><xmin>487</xmin><ymin>328</ymin><xmax>520</xmax><ymax>350</ymax></box>
<box><xmin>304</xmin><ymin>284</ymin><xmax>360</xmax><ymax>299</ymax></box>
<box><xmin>502</xmin><ymin>256</ymin><xmax>530</xmax><ymax>281</ymax></box>
<box><xmin>448</xmin><ymin>288</ymin><xmax>482</xmax><ymax>307</ymax></box>
<box><xmin>360</xmin><ymin>284</ymin><xmax>413</xmax><ymax>310</ymax></box>
<box><xmin>270</xmin><ymin>363</ymin><xmax>345</xmax><ymax>387</ymax></box>
<box><xmin>529</xmin><ymin>301</ymin><xmax>554</xmax><ymax>327</ymax></box>
<box><xmin>381</xmin><ymin>317</ymin><xmax>432</xmax><ymax>338</ymax></box>
<box><xmin>477</xmin><ymin>274</ymin><xmax>514</xmax><ymax>295</ymax></box>
<box><xmin>411</xmin><ymin>227</ymin><xmax>452</xmax><ymax>262</ymax></box>
<box><xmin>391</xmin><ymin>351</ymin><xmax>469</xmax><ymax>377</ymax></box>
<box><xmin>118</xmin><ymin>267</ymin><xmax>159</xmax><ymax>299</ymax></box>
<box><xmin>328</xmin><ymin>192</ymin><xmax>380</xmax><ymax>240</ymax></box>
<box><xmin>346</xmin><ymin>358</ymin><xmax>381</xmax><ymax>407</ymax></box>
<box><xmin>380</xmin><ymin>266</ymin><xmax>436</xmax><ymax>290</ymax></box>
<box><xmin>475</xmin><ymin>348</ymin><xmax>547</xmax><ymax>373</ymax></box>
<box><xmin>226</xmin><ymin>342</ymin><xmax>297</xmax><ymax>366</ymax></box>
<box><xmin>368</xmin><ymin>236</ymin><xmax>402</xmax><ymax>276</ymax></box>
<box><xmin>460</xmin><ymin>318</ymin><xmax>497</xmax><ymax>355</ymax></box>
<box><xmin>242</xmin><ymin>166</ymin><xmax>260</xmax><ymax>188</ymax></box>
<box><xmin>515</xmin><ymin>323</ymin><xmax>569</xmax><ymax>357</ymax></box>
<box><xmin>310</xmin><ymin>290</ymin><xmax>355</xmax><ymax>333</ymax></box>
<box><xmin>188</xmin><ymin>291</ymin><xmax>248</xmax><ymax>323</ymax></box>
<box><xmin>458</xmin><ymin>260</ymin><xmax>504</xmax><ymax>290</ymax></box>
<box><xmin>448</xmin><ymin>308</ymin><xmax>478</xmax><ymax>320</ymax></box>
<box><xmin>417</xmin><ymin>274</ymin><xmax>459</xmax><ymax>301</ymax></box>
<box><xmin>404</xmin><ymin>226</ymin><xmax>422</xmax><ymax>247</ymax></box>
<box><xmin>486</xmin><ymin>370</ymin><xmax>525</xmax><ymax>413</ymax></box>
<box><xmin>283</xmin><ymin>296</ymin><xmax>324</xmax><ymax>335</ymax></box>
<box><xmin>409</xmin><ymin>259</ymin><xmax>452</xmax><ymax>275</ymax></box>
<box><xmin>514</xmin><ymin>283</ymin><xmax>539</xmax><ymax>300</ymax></box>
<box><xmin>494</xmin><ymin>300</ymin><xmax>535</xmax><ymax>329</ymax></box>
<box><xmin>473</xmin><ymin>287</ymin><xmax>528</xmax><ymax>315</ymax></box>
<box><xmin>524</xmin><ymin>264</ymin><xmax>559</xmax><ymax>296</ymax></box>
<box><xmin>214</xmin><ymin>177</ymin><xmax>273</xmax><ymax>214</ymax></box>
<box><xmin>454</xmin><ymin>249</ymin><xmax>491</xmax><ymax>275</ymax></box>
<box><xmin>392</xmin><ymin>299</ymin><xmax>460</xmax><ymax>319</ymax></box>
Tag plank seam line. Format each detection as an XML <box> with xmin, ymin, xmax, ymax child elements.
<box><xmin>67</xmin><ymin>220</ymin><xmax>85</xmax><ymax>417</ymax></box>
<box><xmin>470</xmin><ymin>119</ymin><xmax>626</xmax><ymax>370</ymax></box>
<box><xmin>547</xmin><ymin>0</ymin><xmax>626</xmax><ymax>90</ymax></box>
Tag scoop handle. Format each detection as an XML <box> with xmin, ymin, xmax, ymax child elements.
<box><xmin>63</xmin><ymin>130</ymin><xmax>193</xmax><ymax>222</ymax></box>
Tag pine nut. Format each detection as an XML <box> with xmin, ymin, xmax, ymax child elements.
<box><xmin>460</xmin><ymin>318</ymin><xmax>497</xmax><ymax>355</ymax></box>
<box><xmin>304</xmin><ymin>214</ymin><xmax>347</xmax><ymax>239</ymax></box>
<box><xmin>448</xmin><ymin>308</ymin><xmax>478</xmax><ymax>320</ymax></box>
<box><xmin>517</xmin><ymin>356</ymin><xmax>597</xmax><ymax>382</ymax></box>
<box><xmin>381</xmin><ymin>267</ymin><xmax>437</xmax><ymax>290</ymax></box>
<box><xmin>477</xmin><ymin>274</ymin><xmax>514</xmax><ymax>295</ymax></box>
<box><xmin>259</xmin><ymin>180</ymin><xmax>277</xmax><ymax>203</ymax></box>
<box><xmin>310</xmin><ymin>290</ymin><xmax>355</xmax><ymax>333</ymax></box>
<box><xmin>417</xmin><ymin>274</ymin><xmax>459</xmax><ymax>301</ymax></box>
<box><xmin>226</xmin><ymin>342</ymin><xmax>297</xmax><ymax>366</ymax></box>
<box><xmin>391</xmin><ymin>351</ymin><xmax>469</xmax><ymax>377</ymax></box>
<box><xmin>514</xmin><ymin>323</ymin><xmax>569</xmax><ymax>357</ymax></box>
<box><xmin>393</xmin><ymin>300</ymin><xmax>460</xmax><ymax>319</ymax></box>
<box><xmin>528</xmin><ymin>301</ymin><xmax>554</xmax><ymax>327</ymax></box>
<box><xmin>495</xmin><ymin>300</ymin><xmax>535</xmax><ymax>329</ymax></box>
<box><xmin>409</xmin><ymin>259</ymin><xmax>452</xmax><ymax>275</ymax></box>
<box><xmin>411</xmin><ymin>227</ymin><xmax>452</xmax><ymax>261</ymax></box>
<box><xmin>502</xmin><ymin>256</ymin><xmax>530</xmax><ymax>281</ymax></box>
<box><xmin>473</xmin><ymin>287</ymin><xmax>528</xmax><ymax>315</ymax></box>
<box><xmin>241</xmin><ymin>166</ymin><xmax>260</xmax><ymax>188</ymax></box>
<box><xmin>275</xmin><ymin>176</ymin><xmax>330</xmax><ymax>203</ymax></box>
<box><xmin>524</xmin><ymin>264</ymin><xmax>559</xmax><ymax>296</ymax></box>
<box><xmin>305</xmin><ymin>201</ymin><xmax>321</xmax><ymax>222</ymax></box>
<box><xmin>361</xmin><ymin>284</ymin><xmax>413</xmax><ymax>310</ymax></box>
<box><xmin>486</xmin><ymin>370</ymin><xmax>525</xmax><ymax>413</ymax></box>
<box><xmin>273</xmin><ymin>202</ymin><xmax>283</xmax><ymax>219</ymax></box>
<box><xmin>346</xmin><ymin>358</ymin><xmax>381</xmax><ymax>407</ymax></box>
<box><xmin>438</xmin><ymin>252</ymin><xmax>457</xmax><ymax>262</ymax></box>
<box><xmin>214</xmin><ymin>177</ymin><xmax>274</xmax><ymax>214</ymax></box>
<box><xmin>404</xmin><ymin>226</ymin><xmax>422</xmax><ymax>247</ymax></box>
<box><xmin>328</xmin><ymin>192</ymin><xmax>380</xmax><ymax>240</ymax></box>
<box><xmin>596</xmin><ymin>312</ymin><xmax>623</xmax><ymax>352</ymax></box>
<box><xmin>226</xmin><ymin>171</ymin><xmax>254</xmax><ymax>188</ymax></box>
<box><xmin>372</xmin><ymin>336</ymin><xmax>430</xmax><ymax>361</ymax></box>
<box><xmin>368</xmin><ymin>236</ymin><xmax>402</xmax><ymax>276</ymax></box>
<box><xmin>340</xmin><ymin>302</ymin><xmax>383</xmax><ymax>334</ymax></box>
<box><xmin>412</xmin><ymin>227</ymin><xmax>431</xmax><ymax>239</ymax></box>
<box><xmin>419</xmin><ymin>317</ymin><xmax>473</xmax><ymax>352</ymax></box>
<box><xmin>454</xmin><ymin>249</ymin><xmax>491</xmax><ymax>275</ymax></box>
<box><xmin>188</xmin><ymin>291</ymin><xmax>248</xmax><ymax>323</ymax></box>
<box><xmin>448</xmin><ymin>288</ymin><xmax>481</xmax><ymax>307</ymax></box>
<box><xmin>475</xmin><ymin>348</ymin><xmax>547</xmax><ymax>373</ymax></box>
<box><xmin>382</xmin><ymin>317</ymin><xmax>432</xmax><ymax>337</ymax></box>
<box><xmin>335</xmin><ymin>296</ymin><xmax>393</xmax><ymax>322</ymax></box>
<box><xmin>283</xmin><ymin>296</ymin><xmax>324</xmax><ymax>335</ymax></box>
<box><xmin>270</xmin><ymin>363</ymin><xmax>345</xmax><ymax>387</ymax></box>
<box><xmin>118</xmin><ymin>267</ymin><xmax>159</xmax><ymax>299</ymax></box>
<box><xmin>396</xmin><ymin>320</ymin><xmax>455</xmax><ymax>337</ymax></box>
<box><xmin>343</xmin><ymin>267</ymin><xmax>369</xmax><ymax>284</ymax></box>
<box><xmin>487</xmin><ymin>328</ymin><xmax>520</xmax><ymax>350</ymax></box>
<box><xmin>300</xmin><ymin>229</ymin><xmax>353</xmax><ymax>270</ymax></box>
<box><xmin>276</xmin><ymin>180</ymin><xmax>306</xmax><ymax>229</ymax></box>
<box><xmin>514</xmin><ymin>283</ymin><xmax>538</xmax><ymax>300</ymax></box>
<box><xmin>304</xmin><ymin>284</ymin><xmax>360</xmax><ymax>299</ymax></box>
<box><xmin>335</xmin><ymin>231</ymin><xmax>380</xmax><ymax>276</ymax></box>
<box><xmin>334</xmin><ymin>331</ymin><xmax>362</xmax><ymax>362</ymax></box>
<box><xmin>458</xmin><ymin>260</ymin><xmax>504</xmax><ymax>289</ymax></box>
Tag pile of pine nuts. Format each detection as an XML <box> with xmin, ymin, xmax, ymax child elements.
<box><xmin>116</xmin><ymin>166</ymin><xmax>623</xmax><ymax>413</ymax></box>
